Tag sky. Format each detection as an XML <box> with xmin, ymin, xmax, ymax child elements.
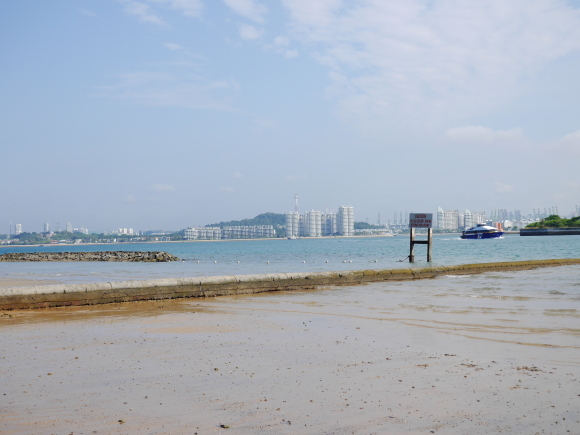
<box><xmin>1</xmin><ymin>0</ymin><xmax>579</xmax><ymax>233</ymax></box>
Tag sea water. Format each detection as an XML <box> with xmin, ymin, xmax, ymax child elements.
<box><xmin>0</xmin><ymin>234</ymin><xmax>579</xmax><ymax>285</ymax></box>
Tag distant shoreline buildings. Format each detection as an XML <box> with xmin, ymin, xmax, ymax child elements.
<box><xmin>3</xmin><ymin>204</ymin><xmax>578</xmax><ymax>244</ymax></box>
<box><xmin>184</xmin><ymin>225</ymin><xmax>275</xmax><ymax>240</ymax></box>
<box><xmin>285</xmin><ymin>206</ymin><xmax>354</xmax><ymax>238</ymax></box>
<box><xmin>437</xmin><ymin>207</ymin><xmax>487</xmax><ymax>231</ymax></box>
<box><xmin>435</xmin><ymin>206</ymin><xmax>580</xmax><ymax>231</ymax></box>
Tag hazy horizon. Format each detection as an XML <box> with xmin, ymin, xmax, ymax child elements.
<box><xmin>2</xmin><ymin>1</ymin><xmax>579</xmax><ymax>234</ymax></box>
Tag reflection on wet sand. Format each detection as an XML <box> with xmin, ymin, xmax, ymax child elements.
<box><xmin>1</xmin><ymin>265</ymin><xmax>580</xmax><ymax>434</ymax></box>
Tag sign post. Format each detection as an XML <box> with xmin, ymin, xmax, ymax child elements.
<box><xmin>408</xmin><ymin>213</ymin><xmax>433</xmax><ymax>263</ymax></box>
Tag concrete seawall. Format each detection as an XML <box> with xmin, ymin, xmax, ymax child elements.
<box><xmin>2</xmin><ymin>258</ymin><xmax>580</xmax><ymax>310</ymax></box>
<box><xmin>520</xmin><ymin>228</ymin><xmax>580</xmax><ymax>236</ymax></box>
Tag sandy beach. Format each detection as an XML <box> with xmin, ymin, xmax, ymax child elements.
<box><xmin>1</xmin><ymin>265</ymin><xmax>579</xmax><ymax>434</ymax></box>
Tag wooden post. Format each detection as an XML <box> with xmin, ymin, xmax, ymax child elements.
<box><xmin>408</xmin><ymin>213</ymin><xmax>433</xmax><ymax>263</ymax></box>
<box><xmin>427</xmin><ymin>228</ymin><xmax>432</xmax><ymax>262</ymax></box>
<box><xmin>409</xmin><ymin>228</ymin><xmax>415</xmax><ymax>263</ymax></box>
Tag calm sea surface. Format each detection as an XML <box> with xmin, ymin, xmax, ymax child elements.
<box><xmin>1</xmin><ymin>234</ymin><xmax>579</xmax><ymax>285</ymax></box>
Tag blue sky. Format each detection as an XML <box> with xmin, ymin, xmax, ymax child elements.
<box><xmin>1</xmin><ymin>0</ymin><xmax>579</xmax><ymax>233</ymax></box>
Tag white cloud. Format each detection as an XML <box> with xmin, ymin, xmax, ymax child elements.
<box><xmin>284</xmin><ymin>49</ymin><xmax>298</xmax><ymax>59</ymax></box>
<box><xmin>282</xmin><ymin>0</ymin><xmax>580</xmax><ymax>130</ymax></box>
<box><xmin>164</xmin><ymin>43</ymin><xmax>181</xmax><ymax>50</ymax></box>
<box><xmin>266</xmin><ymin>35</ymin><xmax>298</xmax><ymax>58</ymax></box>
<box><xmin>551</xmin><ymin>129</ymin><xmax>580</xmax><ymax>155</ymax></box>
<box><xmin>219</xmin><ymin>186</ymin><xmax>235</xmax><ymax>193</ymax></box>
<box><xmin>283</xmin><ymin>0</ymin><xmax>341</xmax><ymax>29</ymax></box>
<box><xmin>273</xmin><ymin>36</ymin><xmax>290</xmax><ymax>47</ymax></box>
<box><xmin>124</xmin><ymin>195</ymin><xmax>137</xmax><ymax>203</ymax></box>
<box><xmin>443</xmin><ymin>126</ymin><xmax>524</xmax><ymax>143</ymax></box>
<box><xmin>233</xmin><ymin>172</ymin><xmax>243</xmax><ymax>178</ymax></box>
<box><xmin>250</xmin><ymin>116</ymin><xmax>279</xmax><ymax>134</ymax></box>
<box><xmin>148</xmin><ymin>0</ymin><xmax>202</xmax><ymax>17</ymax></box>
<box><xmin>121</xmin><ymin>0</ymin><xmax>166</xmax><ymax>25</ymax></box>
<box><xmin>494</xmin><ymin>182</ymin><xmax>514</xmax><ymax>193</ymax></box>
<box><xmin>120</xmin><ymin>0</ymin><xmax>202</xmax><ymax>24</ymax></box>
<box><xmin>239</xmin><ymin>23</ymin><xmax>263</xmax><ymax>40</ymax></box>
<box><xmin>98</xmin><ymin>72</ymin><xmax>238</xmax><ymax>110</ymax></box>
<box><xmin>78</xmin><ymin>8</ymin><xmax>98</xmax><ymax>17</ymax></box>
<box><xmin>151</xmin><ymin>184</ymin><xmax>176</xmax><ymax>192</ymax></box>
<box><xmin>223</xmin><ymin>0</ymin><xmax>267</xmax><ymax>23</ymax></box>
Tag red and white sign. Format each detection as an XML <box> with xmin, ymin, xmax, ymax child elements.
<box><xmin>409</xmin><ymin>213</ymin><xmax>433</xmax><ymax>228</ymax></box>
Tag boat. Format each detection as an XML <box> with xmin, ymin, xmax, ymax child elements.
<box><xmin>461</xmin><ymin>223</ymin><xmax>504</xmax><ymax>239</ymax></box>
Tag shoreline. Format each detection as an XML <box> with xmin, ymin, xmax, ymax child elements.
<box><xmin>0</xmin><ymin>233</ymin><xmax>467</xmax><ymax>249</ymax></box>
<box><xmin>2</xmin><ymin>258</ymin><xmax>579</xmax><ymax>310</ymax></box>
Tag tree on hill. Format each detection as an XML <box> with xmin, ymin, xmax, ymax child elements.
<box><xmin>205</xmin><ymin>212</ymin><xmax>286</xmax><ymax>228</ymax></box>
<box><xmin>354</xmin><ymin>222</ymin><xmax>382</xmax><ymax>229</ymax></box>
<box><xmin>526</xmin><ymin>215</ymin><xmax>580</xmax><ymax>228</ymax></box>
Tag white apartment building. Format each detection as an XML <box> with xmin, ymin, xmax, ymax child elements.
<box><xmin>285</xmin><ymin>212</ymin><xmax>300</xmax><ymax>238</ymax></box>
<box><xmin>184</xmin><ymin>225</ymin><xmax>274</xmax><ymax>240</ymax></box>
<box><xmin>15</xmin><ymin>224</ymin><xmax>22</xmax><ymax>235</ymax></box>
<box><xmin>437</xmin><ymin>207</ymin><xmax>460</xmax><ymax>230</ymax></box>
<box><xmin>464</xmin><ymin>210</ymin><xmax>486</xmax><ymax>229</ymax></box>
<box><xmin>115</xmin><ymin>228</ymin><xmax>134</xmax><ymax>235</ymax></box>
<box><xmin>221</xmin><ymin>225</ymin><xmax>275</xmax><ymax>239</ymax></box>
<box><xmin>337</xmin><ymin>206</ymin><xmax>354</xmax><ymax>236</ymax></box>
<box><xmin>322</xmin><ymin>212</ymin><xmax>337</xmax><ymax>236</ymax></box>
<box><xmin>303</xmin><ymin>210</ymin><xmax>322</xmax><ymax>237</ymax></box>
<box><xmin>285</xmin><ymin>206</ymin><xmax>354</xmax><ymax>237</ymax></box>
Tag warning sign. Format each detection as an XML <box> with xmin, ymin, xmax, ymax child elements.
<box><xmin>409</xmin><ymin>213</ymin><xmax>433</xmax><ymax>228</ymax></box>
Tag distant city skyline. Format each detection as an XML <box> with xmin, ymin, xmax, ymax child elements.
<box><xmin>4</xmin><ymin>203</ymin><xmax>578</xmax><ymax>236</ymax></box>
<box><xmin>1</xmin><ymin>2</ymin><xmax>579</xmax><ymax>232</ymax></box>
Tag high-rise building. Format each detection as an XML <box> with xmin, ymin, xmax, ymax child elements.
<box><xmin>337</xmin><ymin>206</ymin><xmax>354</xmax><ymax>236</ymax></box>
<box><xmin>15</xmin><ymin>224</ymin><xmax>22</xmax><ymax>235</ymax></box>
<box><xmin>464</xmin><ymin>210</ymin><xmax>486</xmax><ymax>229</ymax></box>
<box><xmin>437</xmin><ymin>207</ymin><xmax>459</xmax><ymax>230</ymax></box>
<box><xmin>44</xmin><ymin>223</ymin><xmax>50</xmax><ymax>233</ymax></box>
<box><xmin>285</xmin><ymin>205</ymin><xmax>353</xmax><ymax>237</ymax></box>
<box><xmin>322</xmin><ymin>212</ymin><xmax>337</xmax><ymax>236</ymax></box>
<box><xmin>285</xmin><ymin>212</ymin><xmax>300</xmax><ymax>238</ymax></box>
<box><xmin>184</xmin><ymin>226</ymin><xmax>274</xmax><ymax>240</ymax></box>
<box><xmin>66</xmin><ymin>222</ymin><xmax>73</xmax><ymax>233</ymax></box>
<box><xmin>304</xmin><ymin>210</ymin><xmax>322</xmax><ymax>237</ymax></box>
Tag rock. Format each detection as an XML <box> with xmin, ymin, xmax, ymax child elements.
<box><xmin>0</xmin><ymin>251</ymin><xmax>180</xmax><ymax>262</ymax></box>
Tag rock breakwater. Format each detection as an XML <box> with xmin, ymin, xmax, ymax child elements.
<box><xmin>0</xmin><ymin>251</ymin><xmax>180</xmax><ymax>262</ymax></box>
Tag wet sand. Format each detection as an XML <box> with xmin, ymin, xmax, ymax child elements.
<box><xmin>1</xmin><ymin>266</ymin><xmax>579</xmax><ymax>434</ymax></box>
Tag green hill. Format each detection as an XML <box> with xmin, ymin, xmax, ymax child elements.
<box><xmin>205</xmin><ymin>212</ymin><xmax>286</xmax><ymax>228</ymax></box>
<box><xmin>525</xmin><ymin>215</ymin><xmax>580</xmax><ymax>228</ymax></box>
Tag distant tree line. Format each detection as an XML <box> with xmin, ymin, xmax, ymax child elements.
<box><xmin>354</xmin><ymin>222</ymin><xmax>383</xmax><ymax>230</ymax></box>
<box><xmin>205</xmin><ymin>212</ymin><xmax>286</xmax><ymax>228</ymax></box>
<box><xmin>204</xmin><ymin>212</ymin><xmax>287</xmax><ymax>237</ymax></box>
<box><xmin>525</xmin><ymin>215</ymin><xmax>580</xmax><ymax>228</ymax></box>
<box><xmin>3</xmin><ymin>231</ymin><xmax>182</xmax><ymax>245</ymax></box>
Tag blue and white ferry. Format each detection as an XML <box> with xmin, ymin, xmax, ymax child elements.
<box><xmin>461</xmin><ymin>223</ymin><xmax>504</xmax><ymax>239</ymax></box>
